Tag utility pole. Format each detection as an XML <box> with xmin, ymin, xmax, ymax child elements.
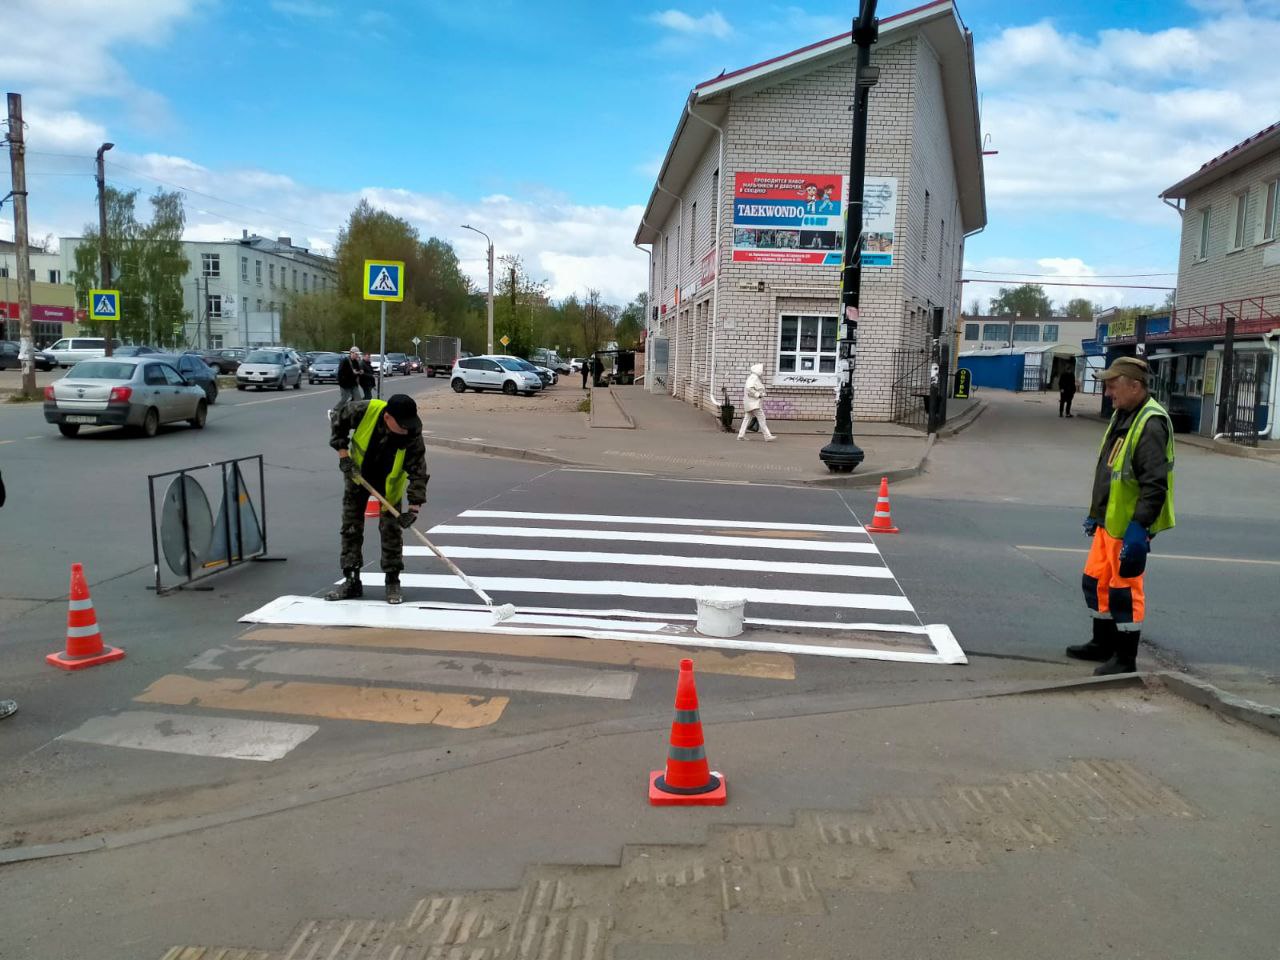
<box><xmin>461</xmin><ymin>224</ymin><xmax>495</xmax><ymax>354</ymax></box>
<box><xmin>6</xmin><ymin>92</ymin><xmax>37</xmax><ymax>399</ymax></box>
<box><xmin>819</xmin><ymin>0</ymin><xmax>878</xmax><ymax>473</ymax></box>
<box><xmin>96</xmin><ymin>141</ymin><xmax>115</xmax><ymax>355</ymax></box>
<box><xmin>509</xmin><ymin>262</ymin><xmax>517</xmax><ymax>349</ymax></box>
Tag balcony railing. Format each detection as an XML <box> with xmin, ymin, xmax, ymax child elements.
<box><xmin>1106</xmin><ymin>293</ymin><xmax>1280</xmax><ymax>344</ymax></box>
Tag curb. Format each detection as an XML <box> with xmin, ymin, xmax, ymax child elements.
<box><xmin>1155</xmin><ymin>670</ymin><xmax>1280</xmax><ymax>738</ymax></box>
<box><xmin>936</xmin><ymin>399</ymin><xmax>988</xmax><ymax>438</ymax></box>
<box><xmin>1174</xmin><ymin>433</ymin><xmax>1280</xmax><ymax>462</ymax></box>
<box><xmin>982</xmin><ymin>672</ymin><xmax>1146</xmax><ymax>697</ymax></box>
<box><xmin>588</xmin><ymin>388</ymin><xmax>636</xmax><ymax>430</ymax></box>
<box><xmin>424</xmin><ymin>436</ymin><xmax>578</xmax><ymax>465</ymax></box>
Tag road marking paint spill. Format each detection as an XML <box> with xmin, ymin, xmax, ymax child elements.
<box><xmin>58</xmin><ymin>710</ymin><xmax>317</xmax><ymax>761</ymax></box>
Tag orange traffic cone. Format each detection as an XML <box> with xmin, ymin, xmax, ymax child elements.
<box><xmin>47</xmin><ymin>563</ymin><xmax>125</xmax><ymax>671</ymax></box>
<box><xmin>364</xmin><ymin>496</ymin><xmax>380</xmax><ymax>518</ymax></box>
<box><xmin>866</xmin><ymin>476</ymin><xmax>900</xmax><ymax>534</ymax></box>
<box><xmin>649</xmin><ymin>659</ymin><xmax>726</xmax><ymax>806</ymax></box>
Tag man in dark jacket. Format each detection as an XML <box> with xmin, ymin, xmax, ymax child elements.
<box><xmin>1057</xmin><ymin>365</ymin><xmax>1078</xmax><ymax>417</ymax></box>
<box><xmin>336</xmin><ymin>347</ymin><xmax>367</xmax><ymax>407</ymax></box>
<box><xmin>327</xmin><ymin>394</ymin><xmax>429</xmax><ymax>604</ymax></box>
<box><xmin>1068</xmin><ymin>356</ymin><xmax>1175</xmax><ymax>675</ymax></box>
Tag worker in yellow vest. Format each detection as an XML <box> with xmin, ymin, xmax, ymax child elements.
<box><xmin>327</xmin><ymin>394</ymin><xmax>429</xmax><ymax>604</ymax></box>
<box><xmin>1068</xmin><ymin>356</ymin><xmax>1175</xmax><ymax>675</ymax></box>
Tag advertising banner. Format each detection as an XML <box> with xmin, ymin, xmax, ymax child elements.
<box><xmin>731</xmin><ymin>173</ymin><xmax>896</xmax><ymax>267</ymax></box>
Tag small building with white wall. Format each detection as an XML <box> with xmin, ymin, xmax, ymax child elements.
<box><xmin>634</xmin><ymin>0</ymin><xmax>986</xmax><ymax>422</ymax></box>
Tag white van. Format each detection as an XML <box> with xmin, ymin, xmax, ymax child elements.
<box><xmin>47</xmin><ymin>337</ymin><xmax>121</xmax><ymax>368</ymax></box>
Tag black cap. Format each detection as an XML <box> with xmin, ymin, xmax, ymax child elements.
<box><xmin>384</xmin><ymin>394</ymin><xmax>421</xmax><ymax>433</ymax></box>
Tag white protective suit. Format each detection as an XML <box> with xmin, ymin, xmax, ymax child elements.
<box><xmin>738</xmin><ymin>363</ymin><xmax>775</xmax><ymax>441</ymax></box>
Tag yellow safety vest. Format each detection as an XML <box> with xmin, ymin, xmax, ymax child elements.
<box><xmin>1100</xmin><ymin>397</ymin><xmax>1175</xmax><ymax>538</ymax></box>
<box><xmin>350</xmin><ymin>400</ymin><xmax>407</xmax><ymax>505</ymax></box>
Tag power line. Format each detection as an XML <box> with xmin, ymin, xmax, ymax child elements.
<box><xmin>962</xmin><ymin>278</ymin><xmax>1175</xmax><ymax>290</ymax></box>
<box><xmin>965</xmin><ymin>268</ymin><xmax>1177</xmax><ymax>279</ymax></box>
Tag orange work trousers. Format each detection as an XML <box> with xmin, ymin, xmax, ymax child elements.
<box><xmin>1081</xmin><ymin>527</ymin><xmax>1145</xmax><ymax>630</ymax></box>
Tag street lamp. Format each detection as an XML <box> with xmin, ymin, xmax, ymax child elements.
<box><xmin>819</xmin><ymin>1</ymin><xmax>878</xmax><ymax>473</ymax></box>
<box><xmin>95</xmin><ymin>142</ymin><xmax>115</xmax><ymax>356</ymax></box>
<box><xmin>461</xmin><ymin>223</ymin><xmax>494</xmax><ymax>355</ymax></box>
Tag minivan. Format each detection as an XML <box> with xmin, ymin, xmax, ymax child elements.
<box><xmin>47</xmin><ymin>337</ymin><xmax>121</xmax><ymax>368</ymax></box>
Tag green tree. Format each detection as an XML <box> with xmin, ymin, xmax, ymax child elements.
<box><xmin>1064</xmin><ymin>297</ymin><xmax>1094</xmax><ymax>320</ymax></box>
<box><xmin>494</xmin><ymin>254</ymin><xmax>548</xmax><ymax>358</ymax></box>
<box><xmin>615</xmin><ymin>291</ymin><xmax>647</xmax><ymax>349</ymax></box>
<box><xmin>72</xmin><ymin>187</ymin><xmax>191</xmax><ymax>346</ymax></box>
<box><xmin>988</xmin><ymin>284</ymin><xmax>1053</xmax><ymax>317</ymax></box>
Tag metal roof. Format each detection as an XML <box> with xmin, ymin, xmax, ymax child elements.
<box><xmin>1160</xmin><ymin>120</ymin><xmax>1280</xmax><ymax>199</ymax></box>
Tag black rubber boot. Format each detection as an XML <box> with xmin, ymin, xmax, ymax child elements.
<box><xmin>1067</xmin><ymin>618</ymin><xmax>1116</xmax><ymax>662</ymax></box>
<box><xmin>325</xmin><ymin>569</ymin><xmax>363</xmax><ymax>601</ymax></box>
<box><xmin>385</xmin><ymin>574</ymin><xmax>403</xmax><ymax>605</ymax></box>
<box><xmin>1094</xmin><ymin>630</ymin><xmax>1139</xmax><ymax>675</ymax></box>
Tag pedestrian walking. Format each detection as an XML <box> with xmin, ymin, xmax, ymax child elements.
<box><xmin>581</xmin><ymin>355</ymin><xmax>591</xmax><ymax>390</ymax></box>
<box><xmin>327</xmin><ymin>394</ymin><xmax>429</xmax><ymax>605</ymax></box>
<box><xmin>1058</xmin><ymin>365</ymin><xmax>1078</xmax><ymax>417</ymax></box>
<box><xmin>737</xmin><ymin>363</ymin><xmax>775</xmax><ymax>441</ymax></box>
<box><xmin>1067</xmin><ymin>356</ymin><xmax>1174</xmax><ymax>675</ymax></box>
<box><xmin>359</xmin><ymin>362</ymin><xmax>376</xmax><ymax>400</ymax></box>
<box><xmin>336</xmin><ymin>346</ymin><xmax>368</xmax><ymax>408</ymax></box>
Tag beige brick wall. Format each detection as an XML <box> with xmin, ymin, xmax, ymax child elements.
<box><xmin>646</xmin><ymin>32</ymin><xmax>971</xmax><ymax>421</ymax></box>
<box><xmin>1176</xmin><ymin>148</ymin><xmax>1280</xmax><ymax>308</ymax></box>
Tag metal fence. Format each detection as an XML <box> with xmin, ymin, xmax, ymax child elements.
<box><xmin>890</xmin><ymin>348</ymin><xmax>930</xmax><ymax>428</ymax></box>
<box><xmin>147</xmin><ymin>454</ymin><xmax>281</xmax><ymax>594</ymax></box>
<box><xmin>1223</xmin><ymin>356</ymin><xmax>1263</xmax><ymax>447</ymax></box>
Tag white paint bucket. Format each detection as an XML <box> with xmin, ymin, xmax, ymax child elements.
<box><xmin>696</xmin><ymin>591</ymin><xmax>746</xmax><ymax>638</ymax></box>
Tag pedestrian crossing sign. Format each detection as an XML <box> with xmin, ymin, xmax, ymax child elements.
<box><xmin>89</xmin><ymin>289</ymin><xmax>120</xmax><ymax>321</ymax></box>
<box><xmin>363</xmin><ymin>260</ymin><xmax>405</xmax><ymax>302</ymax></box>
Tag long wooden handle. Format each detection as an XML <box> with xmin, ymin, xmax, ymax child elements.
<box><xmin>353</xmin><ymin>473</ymin><xmax>496</xmax><ymax>606</ymax></box>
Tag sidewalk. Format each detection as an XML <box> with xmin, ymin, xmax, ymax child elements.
<box><xmin>417</xmin><ymin>381</ymin><xmax>983</xmax><ymax>486</ymax></box>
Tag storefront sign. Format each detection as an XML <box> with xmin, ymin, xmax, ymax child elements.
<box><xmin>1202</xmin><ymin>354</ymin><xmax>1218</xmax><ymax>395</ymax></box>
<box><xmin>1107</xmin><ymin>316</ymin><xmax>1136</xmax><ymax>338</ymax></box>
<box><xmin>954</xmin><ymin>367</ymin><xmax>972</xmax><ymax>399</ymax></box>
<box><xmin>699</xmin><ymin>247</ymin><xmax>717</xmax><ymax>288</ymax></box>
<box><xmin>0</xmin><ymin>302</ymin><xmax>76</xmax><ymax>322</ymax></box>
<box><xmin>731</xmin><ymin>173</ymin><xmax>897</xmax><ymax>267</ymax></box>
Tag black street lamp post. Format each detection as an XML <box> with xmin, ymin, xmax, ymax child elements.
<box><xmin>820</xmin><ymin>0</ymin><xmax>879</xmax><ymax>473</ymax></box>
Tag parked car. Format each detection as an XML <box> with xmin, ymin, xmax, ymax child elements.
<box><xmin>0</xmin><ymin>340</ymin><xmax>19</xmax><ymax>370</ymax></box>
<box><xmin>33</xmin><ymin>348</ymin><xmax>57</xmax><ymax>372</ymax></box>
<box><xmin>157</xmin><ymin>352</ymin><xmax>219</xmax><ymax>403</ymax></box>
<box><xmin>450</xmin><ymin>355</ymin><xmax>543</xmax><ymax>396</ymax></box>
<box><xmin>236</xmin><ymin>349</ymin><xmax>303</xmax><ymax>391</ymax></box>
<box><xmin>500</xmin><ymin>355</ymin><xmax>556</xmax><ymax>387</ymax></box>
<box><xmin>200</xmin><ymin>348</ymin><xmax>247</xmax><ymax>374</ymax></box>
<box><xmin>569</xmin><ymin>357</ymin><xmax>585</xmax><ymax>373</ymax></box>
<box><xmin>46</xmin><ymin>337</ymin><xmax>121</xmax><ymax>368</ymax></box>
<box><xmin>367</xmin><ymin>354</ymin><xmax>395</xmax><ymax>377</ymax></box>
<box><xmin>113</xmin><ymin>344</ymin><xmax>161</xmax><ymax>357</ymax></box>
<box><xmin>386</xmin><ymin>352</ymin><xmax>411</xmax><ymax>375</ymax></box>
<box><xmin>308</xmin><ymin>352</ymin><xmax>342</xmax><ymax>383</ymax></box>
<box><xmin>531</xmin><ymin>348</ymin><xmax>570</xmax><ymax>374</ymax></box>
<box><xmin>43</xmin><ymin>356</ymin><xmax>208</xmax><ymax>438</ymax></box>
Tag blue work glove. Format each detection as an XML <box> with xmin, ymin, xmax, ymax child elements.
<box><xmin>1083</xmin><ymin>516</ymin><xmax>1099</xmax><ymax>537</ymax></box>
<box><xmin>1118</xmin><ymin>520</ymin><xmax>1150</xmax><ymax>578</ymax></box>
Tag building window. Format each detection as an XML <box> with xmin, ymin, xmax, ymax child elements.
<box><xmin>240</xmin><ymin>256</ymin><xmax>249</xmax><ymax>281</ymax></box>
<box><xmin>206</xmin><ymin>294</ymin><xmax>223</xmax><ymax>319</ymax></box>
<box><xmin>292</xmin><ymin>268</ymin><xmax>298</xmax><ymax>291</ymax></box>
<box><xmin>209</xmin><ymin>334</ymin><xmax>223</xmax><ymax>349</ymax></box>
<box><xmin>662</xmin><ymin>235</ymin><xmax>669</xmax><ymax>286</ymax></box>
<box><xmin>0</xmin><ymin>266</ymin><xmax>7</xmax><ymax>278</ymax></box>
<box><xmin>28</xmin><ymin>269</ymin><xmax>35</xmax><ymax>281</ymax></box>
<box><xmin>1264</xmin><ymin>179</ymin><xmax>1279</xmax><ymax>241</ymax></box>
<box><xmin>922</xmin><ymin>190</ymin><xmax>930</xmax><ymax>260</ymax></box>
<box><xmin>1197</xmin><ymin>208</ymin><xmax>1210</xmax><ymax>259</ymax></box>
<box><xmin>1012</xmin><ymin>323</ymin><xmax>1039</xmax><ymax>342</ymax></box>
<box><xmin>777</xmin><ymin>314</ymin><xmax>838</xmax><ymax>374</ymax></box>
<box><xmin>255</xmin><ymin>260</ymin><xmax>263</xmax><ymax>284</ymax></box>
<box><xmin>256</xmin><ymin>299</ymin><xmax>263</xmax><ymax>311</ymax></box>
<box><xmin>689</xmin><ymin>201</ymin><xmax>697</xmax><ymax>264</ymax></box>
<box><xmin>269</xmin><ymin>263</ymin><xmax>276</xmax><ymax>287</ymax></box>
<box><xmin>48</xmin><ymin>269</ymin><xmax>61</xmax><ymax>284</ymax></box>
<box><xmin>964</xmin><ymin>322</ymin><xmax>979</xmax><ymax>341</ymax></box>
<box><xmin>242</xmin><ymin>296</ymin><xmax>248</xmax><ymax>319</ymax></box>
<box><xmin>303</xmin><ymin>273</ymin><xmax>309</xmax><ymax>293</ymax></box>
<box><xmin>1231</xmin><ymin>192</ymin><xmax>1248</xmax><ymax>250</ymax></box>
<box><xmin>1185</xmin><ymin>355</ymin><xmax>1205</xmax><ymax>397</ymax></box>
<box><xmin>202</xmin><ymin>253</ymin><xmax>221</xmax><ymax>278</ymax></box>
<box><xmin>938</xmin><ymin>219</ymin><xmax>944</xmax><ymax>277</ymax></box>
<box><xmin>983</xmin><ymin>323</ymin><xmax>1010</xmax><ymax>343</ymax></box>
<box><xmin>1042</xmin><ymin>324</ymin><xmax>1059</xmax><ymax>341</ymax></box>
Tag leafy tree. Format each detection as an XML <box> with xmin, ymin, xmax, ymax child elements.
<box><xmin>1064</xmin><ymin>297</ymin><xmax>1094</xmax><ymax>320</ymax></box>
<box><xmin>988</xmin><ymin>284</ymin><xmax>1053</xmax><ymax>317</ymax></box>
<box><xmin>72</xmin><ymin>187</ymin><xmax>191</xmax><ymax>346</ymax></box>
<box><xmin>615</xmin><ymin>291</ymin><xmax>647</xmax><ymax>349</ymax></box>
<box><xmin>580</xmin><ymin>288</ymin><xmax>613</xmax><ymax>356</ymax></box>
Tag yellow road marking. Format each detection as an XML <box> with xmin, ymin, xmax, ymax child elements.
<box><xmin>1017</xmin><ymin>545</ymin><xmax>1280</xmax><ymax>567</ymax></box>
<box><xmin>238</xmin><ymin>626</ymin><xmax>797</xmax><ymax>681</ymax></box>
<box><xmin>135</xmin><ymin>675</ymin><xmax>507</xmax><ymax>728</ymax></box>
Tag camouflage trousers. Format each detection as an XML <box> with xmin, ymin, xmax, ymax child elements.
<box><xmin>339</xmin><ymin>478</ymin><xmax>404</xmax><ymax>574</ymax></box>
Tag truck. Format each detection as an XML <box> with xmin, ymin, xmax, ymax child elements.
<box><xmin>423</xmin><ymin>335</ymin><xmax>462</xmax><ymax>377</ymax></box>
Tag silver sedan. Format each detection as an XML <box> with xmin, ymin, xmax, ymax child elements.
<box><xmin>43</xmin><ymin>356</ymin><xmax>209</xmax><ymax>438</ymax></box>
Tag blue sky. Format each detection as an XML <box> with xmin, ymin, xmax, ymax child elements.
<box><xmin>4</xmin><ymin>0</ymin><xmax>1280</xmax><ymax>307</ymax></box>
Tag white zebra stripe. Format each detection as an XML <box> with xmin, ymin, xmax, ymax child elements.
<box><xmin>460</xmin><ymin>509</ymin><xmax>866</xmax><ymax>534</ymax></box>
<box><xmin>427</xmin><ymin>524</ymin><xmax>880</xmax><ymax>554</ymax></box>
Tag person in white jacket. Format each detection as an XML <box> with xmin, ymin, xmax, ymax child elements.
<box><xmin>738</xmin><ymin>362</ymin><xmax>776</xmax><ymax>441</ymax></box>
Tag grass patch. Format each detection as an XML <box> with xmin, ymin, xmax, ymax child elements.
<box><xmin>4</xmin><ymin>392</ymin><xmax>41</xmax><ymax>403</ymax></box>
<box><xmin>577</xmin><ymin>397</ymin><xmax>591</xmax><ymax>414</ymax></box>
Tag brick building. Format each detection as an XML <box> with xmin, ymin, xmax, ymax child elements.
<box><xmin>634</xmin><ymin>0</ymin><xmax>986</xmax><ymax>421</ymax></box>
<box><xmin>1106</xmin><ymin>121</ymin><xmax>1280</xmax><ymax>439</ymax></box>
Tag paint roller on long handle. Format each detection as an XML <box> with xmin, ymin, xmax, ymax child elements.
<box><xmin>354</xmin><ymin>474</ymin><xmax>516</xmax><ymax>624</ymax></box>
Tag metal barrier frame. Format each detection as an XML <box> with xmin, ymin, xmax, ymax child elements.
<box><xmin>147</xmin><ymin>454</ymin><xmax>281</xmax><ymax>595</ymax></box>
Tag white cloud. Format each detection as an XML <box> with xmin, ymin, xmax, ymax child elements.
<box><xmin>649</xmin><ymin>9</ymin><xmax>733</xmax><ymax>39</ymax></box>
<box><xmin>961</xmin><ymin>256</ymin><xmax>1177</xmax><ymax>313</ymax></box>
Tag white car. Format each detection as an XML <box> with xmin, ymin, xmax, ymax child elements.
<box><xmin>450</xmin><ymin>355</ymin><xmax>543</xmax><ymax>396</ymax></box>
<box><xmin>46</xmin><ymin>337</ymin><xmax>122</xmax><ymax>368</ymax></box>
<box><xmin>367</xmin><ymin>354</ymin><xmax>396</xmax><ymax>377</ymax></box>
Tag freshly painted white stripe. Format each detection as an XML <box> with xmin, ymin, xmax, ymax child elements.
<box><xmin>925</xmin><ymin>624</ymin><xmax>967</xmax><ymax>664</ymax></box>
<box><xmin>190</xmin><ymin>645</ymin><xmax>638</xmax><ymax>700</ymax></box>
<box><xmin>67</xmin><ymin>598</ymin><xmax>95</xmax><ymax>611</ymax></box>
<box><xmin>405</xmin><ymin>545</ymin><xmax>893</xmax><ymax>579</ymax></box>
<box><xmin>65</xmin><ymin>623</ymin><xmax>100</xmax><ymax>638</ymax></box>
<box><xmin>240</xmin><ymin>596</ymin><xmax>955</xmax><ymax>663</ymax></box>
<box><xmin>461</xmin><ymin>509</ymin><xmax>866</xmax><ymax>534</ymax></box>
<box><xmin>428</xmin><ymin>524</ymin><xmax>880</xmax><ymax>554</ymax></box>
<box><xmin>357</xmin><ymin>573</ymin><xmax>914</xmax><ymax>611</ymax></box>
<box><xmin>1018</xmin><ymin>545</ymin><xmax>1280</xmax><ymax>567</ymax></box>
<box><xmin>59</xmin><ymin>710</ymin><xmax>318</xmax><ymax>762</ymax></box>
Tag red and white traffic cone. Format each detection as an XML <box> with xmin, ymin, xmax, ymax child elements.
<box><xmin>46</xmin><ymin>563</ymin><xmax>125</xmax><ymax>670</ymax></box>
<box><xmin>867</xmin><ymin>476</ymin><xmax>900</xmax><ymax>534</ymax></box>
